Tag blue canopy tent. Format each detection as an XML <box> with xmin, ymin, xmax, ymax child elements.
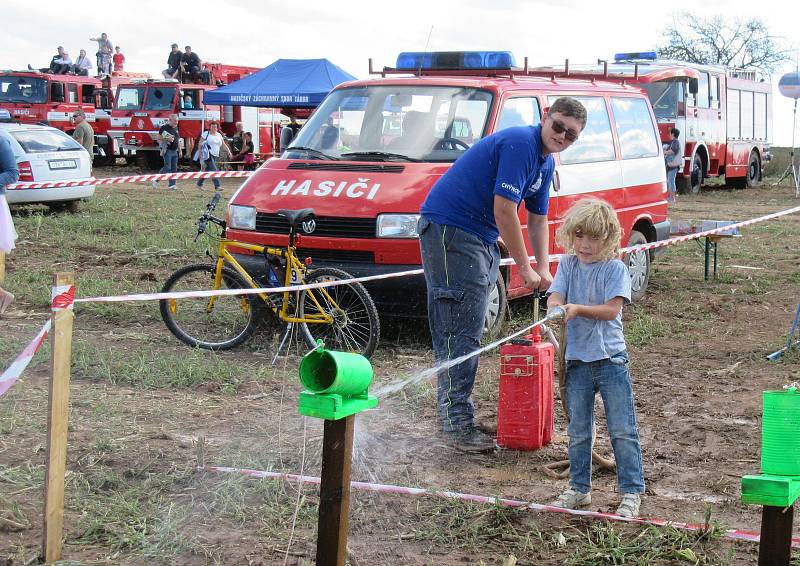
<box><xmin>203</xmin><ymin>58</ymin><xmax>357</xmax><ymax>107</ymax></box>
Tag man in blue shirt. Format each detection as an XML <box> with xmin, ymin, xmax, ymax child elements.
<box><xmin>419</xmin><ymin>96</ymin><xmax>587</xmax><ymax>452</ymax></box>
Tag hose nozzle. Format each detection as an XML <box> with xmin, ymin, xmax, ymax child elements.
<box><xmin>545</xmin><ymin>306</ymin><xmax>566</xmax><ymax>322</ymax></box>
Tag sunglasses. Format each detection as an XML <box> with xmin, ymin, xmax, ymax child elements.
<box><xmin>549</xmin><ymin>118</ymin><xmax>580</xmax><ymax>142</ymax></box>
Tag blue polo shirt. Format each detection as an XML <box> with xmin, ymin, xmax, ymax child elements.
<box><xmin>420</xmin><ymin>125</ymin><xmax>554</xmax><ymax>245</ymax></box>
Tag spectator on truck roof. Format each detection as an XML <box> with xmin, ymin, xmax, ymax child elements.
<box><xmin>113</xmin><ymin>46</ymin><xmax>125</xmax><ymax>73</ymax></box>
<box><xmin>89</xmin><ymin>33</ymin><xmax>113</xmax><ymax>77</ymax></box>
<box><xmin>163</xmin><ymin>44</ymin><xmax>182</xmax><ymax>79</ymax></box>
<box><xmin>180</xmin><ymin>46</ymin><xmax>203</xmax><ymax>83</ymax></box>
<box><xmin>72</xmin><ymin>49</ymin><xmax>93</xmax><ymax>76</ymax></box>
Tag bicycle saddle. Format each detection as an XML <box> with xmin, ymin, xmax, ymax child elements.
<box><xmin>277</xmin><ymin>208</ymin><xmax>315</xmax><ymax>227</ymax></box>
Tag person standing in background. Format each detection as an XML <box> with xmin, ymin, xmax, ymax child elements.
<box><xmin>71</xmin><ymin>109</ymin><xmax>94</xmax><ymax>163</ymax></box>
<box><xmin>663</xmin><ymin>127</ymin><xmax>682</xmax><ymax>204</ymax></box>
<box><xmin>153</xmin><ymin>114</ymin><xmax>180</xmax><ymax>190</ymax></box>
<box><xmin>196</xmin><ymin>121</ymin><xmax>228</xmax><ymax>190</ymax></box>
<box><xmin>0</xmin><ymin>126</ymin><xmax>20</xmax><ymax>314</ymax></box>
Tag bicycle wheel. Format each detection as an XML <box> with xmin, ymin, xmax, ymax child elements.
<box><xmin>299</xmin><ymin>267</ymin><xmax>380</xmax><ymax>358</ymax></box>
<box><xmin>159</xmin><ymin>263</ymin><xmax>261</xmax><ymax>350</ymax></box>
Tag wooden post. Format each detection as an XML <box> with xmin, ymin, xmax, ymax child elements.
<box><xmin>758</xmin><ymin>504</ymin><xmax>794</xmax><ymax>566</ymax></box>
<box><xmin>0</xmin><ymin>251</ymin><xmax>5</xmax><ymax>284</ymax></box>
<box><xmin>315</xmin><ymin>415</ymin><xmax>355</xmax><ymax>566</ymax></box>
<box><xmin>41</xmin><ymin>272</ymin><xmax>75</xmax><ymax>563</ymax></box>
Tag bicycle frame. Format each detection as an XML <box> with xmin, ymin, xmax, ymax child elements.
<box><xmin>209</xmin><ymin>237</ymin><xmax>336</xmax><ymax>325</ymax></box>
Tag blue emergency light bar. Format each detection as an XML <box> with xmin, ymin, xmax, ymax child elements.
<box><xmin>395</xmin><ymin>51</ymin><xmax>516</xmax><ymax>71</ymax></box>
<box><xmin>614</xmin><ymin>51</ymin><xmax>658</xmax><ymax>62</ymax></box>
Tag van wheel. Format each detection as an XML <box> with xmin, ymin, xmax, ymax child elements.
<box><xmin>484</xmin><ymin>271</ymin><xmax>507</xmax><ymax>337</ymax></box>
<box><xmin>624</xmin><ymin>230</ymin><xmax>650</xmax><ymax>302</ymax></box>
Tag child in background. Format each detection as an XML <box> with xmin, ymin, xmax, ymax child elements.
<box><xmin>113</xmin><ymin>47</ymin><xmax>125</xmax><ymax>73</ymax></box>
<box><xmin>547</xmin><ymin>198</ymin><xmax>645</xmax><ymax>518</ymax></box>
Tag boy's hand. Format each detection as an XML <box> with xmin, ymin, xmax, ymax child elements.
<box><xmin>559</xmin><ymin>303</ymin><xmax>579</xmax><ymax>321</ymax></box>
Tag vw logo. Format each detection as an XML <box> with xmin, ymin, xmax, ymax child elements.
<box><xmin>302</xmin><ymin>219</ymin><xmax>316</xmax><ymax>234</ymax></box>
<box><xmin>136</xmin><ymin>119</ymin><xmax>145</xmax><ymax>129</ymax></box>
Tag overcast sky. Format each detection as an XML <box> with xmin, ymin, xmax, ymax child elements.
<box><xmin>4</xmin><ymin>0</ymin><xmax>798</xmax><ymax>145</ymax></box>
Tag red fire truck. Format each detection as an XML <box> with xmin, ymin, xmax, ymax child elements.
<box><xmin>109</xmin><ymin>64</ymin><xmax>260</xmax><ymax>169</ymax></box>
<box><xmin>0</xmin><ymin>70</ymin><xmax>150</xmax><ymax>165</ymax></box>
<box><xmin>534</xmin><ymin>52</ymin><xmax>772</xmax><ymax>193</ymax></box>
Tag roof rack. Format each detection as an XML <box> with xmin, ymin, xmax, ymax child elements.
<box><xmin>367</xmin><ymin>57</ymin><xmax>641</xmax><ymax>85</ymax></box>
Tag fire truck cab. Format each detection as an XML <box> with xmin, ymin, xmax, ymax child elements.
<box><xmin>0</xmin><ymin>71</ymin><xmax>149</xmax><ymax>165</ymax></box>
<box><xmin>110</xmin><ymin>64</ymin><xmax>260</xmax><ymax>169</ymax></box>
<box><xmin>226</xmin><ymin>51</ymin><xmax>671</xmax><ymax>332</ymax></box>
<box><xmin>534</xmin><ymin>52</ymin><xmax>773</xmax><ymax>193</ymax></box>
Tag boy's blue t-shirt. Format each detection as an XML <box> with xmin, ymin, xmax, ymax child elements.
<box><xmin>420</xmin><ymin>125</ymin><xmax>554</xmax><ymax>245</ymax></box>
<box><xmin>549</xmin><ymin>255</ymin><xmax>631</xmax><ymax>362</ymax></box>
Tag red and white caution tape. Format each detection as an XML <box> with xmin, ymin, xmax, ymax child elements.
<box><xmin>0</xmin><ymin>284</ymin><xmax>74</xmax><ymax>397</ymax></box>
<box><xmin>7</xmin><ymin>170</ymin><xmax>252</xmax><ymax>190</ymax></box>
<box><xmin>52</xmin><ymin>284</ymin><xmax>75</xmax><ymax>311</ymax></box>
<box><xmin>72</xmin><ymin>203</ymin><xmax>800</xmax><ymax>306</ymax></box>
<box><xmin>205</xmin><ymin>465</ymin><xmax>800</xmax><ymax>548</ymax></box>
<box><xmin>0</xmin><ymin>320</ymin><xmax>50</xmax><ymax>396</ymax></box>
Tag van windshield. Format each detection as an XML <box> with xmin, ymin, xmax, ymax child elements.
<box><xmin>286</xmin><ymin>85</ymin><xmax>493</xmax><ymax>162</ymax></box>
<box><xmin>0</xmin><ymin>76</ymin><xmax>47</xmax><ymax>104</ymax></box>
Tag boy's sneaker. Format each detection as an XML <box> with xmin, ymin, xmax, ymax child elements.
<box><xmin>550</xmin><ymin>488</ymin><xmax>591</xmax><ymax>509</ymax></box>
<box><xmin>616</xmin><ymin>493</ymin><xmax>641</xmax><ymax>518</ymax></box>
<box><xmin>446</xmin><ymin>428</ymin><xmax>496</xmax><ymax>453</ymax></box>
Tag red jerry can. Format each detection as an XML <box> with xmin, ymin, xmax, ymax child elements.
<box><xmin>496</xmin><ymin>326</ymin><xmax>554</xmax><ymax>450</ymax></box>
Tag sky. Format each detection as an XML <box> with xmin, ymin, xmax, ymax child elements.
<box><xmin>3</xmin><ymin>0</ymin><xmax>798</xmax><ymax>145</ymax></box>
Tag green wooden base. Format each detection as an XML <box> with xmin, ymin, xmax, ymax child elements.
<box><xmin>298</xmin><ymin>391</ymin><xmax>378</xmax><ymax>420</ymax></box>
<box><xmin>741</xmin><ymin>474</ymin><xmax>800</xmax><ymax>507</ymax></box>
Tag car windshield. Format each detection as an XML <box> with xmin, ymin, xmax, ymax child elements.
<box><xmin>115</xmin><ymin>86</ymin><xmax>145</xmax><ymax>110</ymax></box>
<box><xmin>11</xmin><ymin>129</ymin><xmax>83</xmax><ymax>153</ymax></box>
<box><xmin>642</xmin><ymin>81</ymin><xmax>682</xmax><ymax>120</ymax></box>
<box><xmin>144</xmin><ymin>87</ymin><xmax>176</xmax><ymax>111</ymax></box>
<box><xmin>0</xmin><ymin>76</ymin><xmax>47</xmax><ymax>104</ymax></box>
<box><xmin>287</xmin><ymin>85</ymin><xmax>493</xmax><ymax>162</ymax></box>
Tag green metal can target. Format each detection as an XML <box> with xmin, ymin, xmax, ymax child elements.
<box><xmin>761</xmin><ymin>388</ymin><xmax>800</xmax><ymax>476</ymax></box>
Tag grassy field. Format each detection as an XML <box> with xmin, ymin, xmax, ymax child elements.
<box><xmin>1</xmin><ymin>170</ymin><xmax>799</xmax><ymax>565</ymax></box>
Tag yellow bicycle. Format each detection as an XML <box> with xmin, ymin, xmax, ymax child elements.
<box><xmin>159</xmin><ymin>193</ymin><xmax>380</xmax><ymax>358</ymax></box>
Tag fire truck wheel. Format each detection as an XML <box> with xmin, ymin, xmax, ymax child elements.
<box><xmin>688</xmin><ymin>154</ymin><xmax>704</xmax><ymax>194</ymax></box>
<box><xmin>624</xmin><ymin>230</ymin><xmax>650</xmax><ymax>302</ymax></box>
<box><xmin>484</xmin><ymin>271</ymin><xmax>507</xmax><ymax>337</ymax></box>
<box><xmin>745</xmin><ymin>151</ymin><xmax>762</xmax><ymax>189</ymax></box>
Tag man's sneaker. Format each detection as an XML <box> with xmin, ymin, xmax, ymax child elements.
<box><xmin>447</xmin><ymin>428</ymin><xmax>496</xmax><ymax>453</ymax></box>
<box><xmin>616</xmin><ymin>493</ymin><xmax>641</xmax><ymax>518</ymax></box>
<box><xmin>550</xmin><ymin>488</ymin><xmax>591</xmax><ymax>509</ymax></box>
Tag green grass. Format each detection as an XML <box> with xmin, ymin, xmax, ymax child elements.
<box><xmin>71</xmin><ymin>338</ymin><xmax>274</xmax><ymax>391</ymax></box>
<box><xmin>625</xmin><ymin>306</ymin><xmax>670</xmax><ymax>347</ymax></box>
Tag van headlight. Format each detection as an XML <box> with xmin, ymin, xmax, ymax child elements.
<box><xmin>228</xmin><ymin>205</ymin><xmax>257</xmax><ymax>230</ymax></box>
<box><xmin>376</xmin><ymin>214</ymin><xmax>420</xmax><ymax>238</ymax></box>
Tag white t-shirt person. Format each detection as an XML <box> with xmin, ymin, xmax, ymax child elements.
<box><xmin>203</xmin><ymin>131</ymin><xmax>224</xmax><ymax>157</ymax></box>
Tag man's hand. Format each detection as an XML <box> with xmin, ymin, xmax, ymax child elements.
<box><xmin>535</xmin><ymin>266</ymin><xmax>553</xmax><ymax>290</ymax></box>
<box><xmin>519</xmin><ymin>264</ymin><xmax>541</xmax><ymax>289</ymax></box>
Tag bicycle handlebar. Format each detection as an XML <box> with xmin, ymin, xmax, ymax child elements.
<box><xmin>195</xmin><ymin>192</ymin><xmax>224</xmax><ymax>240</ymax></box>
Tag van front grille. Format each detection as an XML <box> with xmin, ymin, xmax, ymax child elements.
<box><xmin>255</xmin><ymin>213</ymin><xmax>376</xmax><ymax>239</ymax></box>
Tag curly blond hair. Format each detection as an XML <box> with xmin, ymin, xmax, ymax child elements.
<box><xmin>555</xmin><ymin>198</ymin><xmax>622</xmax><ymax>261</ymax></box>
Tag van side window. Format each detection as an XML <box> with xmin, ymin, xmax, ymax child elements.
<box><xmin>610</xmin><ymin>97</ymin><xmax>660</xmax><ymax>159</ymax></box>
<box><xmin>496</xmin><ymin>97</ymin><xmax>541</xmax><ymax>131</ymax></box>
<box><xmin>549</xmin><ymin>96</ymin><xmax>615</xmax><ymax>165</ymax></box>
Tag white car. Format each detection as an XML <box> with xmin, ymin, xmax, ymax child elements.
<box><xmin>0</xmin><ymin>122</ymin><xmax>95</xmax><ymax>213</ymax></box>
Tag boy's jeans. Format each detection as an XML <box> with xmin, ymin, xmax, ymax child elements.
<box><xmin>418</xmin><ymin>216</ymin><xmax>500</xmax><ymax>433</ymax></box>
<box><xmin>565</xmin><ymin>351</ymin><xmax>645</xmax><ymax>495</ymax></box>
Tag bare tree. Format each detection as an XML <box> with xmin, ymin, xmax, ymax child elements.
<box><xmin>657</xmin><ymin>12</ymin><xmax>794</xmax><ymax>76</ymax></box>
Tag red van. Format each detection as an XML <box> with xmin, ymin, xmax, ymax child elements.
<box><xmin>226</xmin><ymin>51</ymin><xmax>670</xmax><ymax>332</ymax></box>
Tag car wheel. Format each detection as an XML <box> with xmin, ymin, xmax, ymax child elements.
<box><xmin>484</xmin><ymin>271</ymin><xmax>507</xmax><ymax>337</ymax></box>
<box><xmin>623</xmin><ymin>230</ymin><xmax>650</xmax><ymax>302</ymax></box>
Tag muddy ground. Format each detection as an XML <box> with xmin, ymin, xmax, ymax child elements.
<box><xmin>0</xmin><ymin>166</ymin><xmax>799</xmax><ymax>565</ymax></box>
